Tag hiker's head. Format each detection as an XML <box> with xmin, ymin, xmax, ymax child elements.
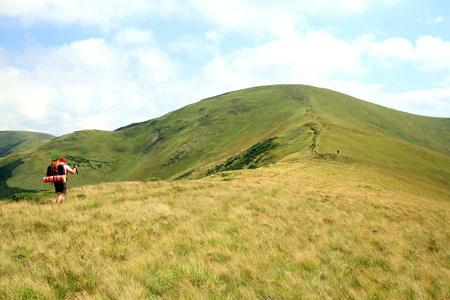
<box><xmin>60</xmin><ymin>157</ymin><xmax>67</xmax><ymax>163</ymax></box>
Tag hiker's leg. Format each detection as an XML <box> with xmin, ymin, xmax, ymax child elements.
<box><xmin>56</xmin><ymin>193</ymin><xmax>64</xmax><ymax>204</ymax></box>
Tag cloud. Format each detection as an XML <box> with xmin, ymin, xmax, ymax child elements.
<box><xmin>191</xmin><ymin>0</ymin><xmax>382</xmax><ymax>23</ymax></box>
<box><xmin>188</xmin><ymin>0</ymin><xmax>391</xmax><ymax>38</ymax></box>
<box><xmin>382</xmin><ymin>88</ymin><xmax>450</xmax><ymax>117</ymax></box>
<box><xmin>200</xmin><ymin>30</ymin><xmax>366</xmax><ymax>90</ymax></box>
<box><xmin>415</xmin><ymin>36</ymin><xmax>450</xmax><ymax>71</ymax></box>
<box><xmin>418</xmin><ymin>15</ymin><xmax>446</xmax><ymax>24</ymax></box>
<box><xmin>369</xmin><ymin>37</ymin><xmax>414</xmax><ymax>60</ymax></box>
<box><xmin>113</xmin><ymin>28</ymin><xmax>154</xmax><ymax>45</ymax></box>
<box><xmin>367</xmin><ymin>35</ymin><xmax>450</xmax><ymax>71</ymax></box>
<box><xmin>0</xmin><ymin>36</ymin><xmax>181</xmax><ymax>135</ymax></box>
<box><xmin>0</xmin><ymin>67</ymin><xmax>56</xmax><ymax>131</ymax></box>
<box><xmin>0</xmin><ymin>0</ymin><xmax>156</xmax><ymax>30</ymax></box>
<box><xmin>78</xmin><ymin>114</ymin><xmax>114</xmax><ymax>132</ymax></box>
<box><xmin>204</xmin><ymin>31</ymin><xmax>222</xmax><ymax>44</ymax></box>
<box><xmin>0</xmin><ymin>46</ymin><xmax>8</xmax><ymax>67</ymax></box>
<box><xmin>1</xmin><ymin>0</ymin><xmax>400</xmax><ymax>34</ymax></box>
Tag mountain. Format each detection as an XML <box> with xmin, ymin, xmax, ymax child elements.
<box><xmin>0</xmin><ymin>131</ymin><xmax>56</xmax><ymax>158</ymax></box>
<box><xmin>0</xmin><ymin>84</ymin><xmax>449</xmax><ymax>199</ymax></box>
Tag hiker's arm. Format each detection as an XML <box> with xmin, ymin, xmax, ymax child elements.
<box><xmin>67</xmin><ymin>165</ymin><xmax>77</xmax><ymax>174</ymax></box>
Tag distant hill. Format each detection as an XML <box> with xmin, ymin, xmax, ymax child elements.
<box><xmin>0</xmin><ymin>131</ymin><xmax>55</xmax><ymax>158</ymax></box>
<box><xmin>0</xmin><ymin>85</ymin><xmax>449</xmax><ymax>199</ymax></box>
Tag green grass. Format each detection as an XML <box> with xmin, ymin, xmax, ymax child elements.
<box><xmin>0</xmin><ymin>155</ymin><xmax>448</xmax><ymax>299</ymax></box>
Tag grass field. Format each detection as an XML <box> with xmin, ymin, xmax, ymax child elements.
<box><xmin>1</xmin><ymin>153</ymin><xmax>448</xmax><ymax>299</ymax></box>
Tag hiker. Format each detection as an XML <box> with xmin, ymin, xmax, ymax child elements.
<box><xmin>55</xmin><ymin>157</ymin><xmax>77</xmax><ymax>204</ymax></box>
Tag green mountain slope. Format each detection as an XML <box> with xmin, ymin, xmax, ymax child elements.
<box><xmin>0</xmin><ymin>131</ymin><xmax>56</xmax><ymax>158</ymax></box>
<box><xmin>303</xmin><ymin>86</ymin><xmax>449</xmax><ymax>156</ymax></box>
<box><xmin>0</xmin><ymin>85</ymin><xmax>448</xmax><ymax>199</ymax></box>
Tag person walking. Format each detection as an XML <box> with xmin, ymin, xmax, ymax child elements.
<box><xmin>55</xmin><ymin>157</ymin><xmax>77</xmax><ymax>204</ymax></box>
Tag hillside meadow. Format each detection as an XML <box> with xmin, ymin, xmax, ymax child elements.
<box><xmin>0</xmin><ymin>153</ymin><xmax>448</xmax><ymax>299</ymax></box>
<box><xmin>2</xmin><ymin>85</ymin><xmax>448</xmax><ymax>201</ymax></box>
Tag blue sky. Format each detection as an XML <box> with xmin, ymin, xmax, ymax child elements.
<box><xmin>0</xmin><ymin>0</ymin><xmax>449</xmax><ymax>136</ymax></box>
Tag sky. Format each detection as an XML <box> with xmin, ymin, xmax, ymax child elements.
<box><xmin>0</xmin><ymin>0</ymin><xmax>449</xmax><ymax>137</ymax></box>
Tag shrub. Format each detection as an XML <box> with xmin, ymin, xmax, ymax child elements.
<box><xmin>11</xmin><ymin>191</ymin><xmax>54</xmax><ymax>202</ymax></box>
<box><xmin>145</xmin><ymin>177</ymin><xmax>162</xmax><ymax>182</ymax></box>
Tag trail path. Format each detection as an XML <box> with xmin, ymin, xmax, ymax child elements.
<box><xmin>296</xmin><ymin>86</ymin><xmax>323</xmax><ymax>152</ymax></box>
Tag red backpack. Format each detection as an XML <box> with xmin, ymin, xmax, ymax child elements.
<box><xmin>46</xmin><ymin>160</ymin><xmax>61</xmax><ymax>176</ymax></box>
<box><xmin>47</xmin><ymin>160</ymin><xmax>66</xmax><ymax>176</ymax></box>
<box><xmin>45</xmin><ymin>160</ymin><xmax>67</xmax><ymax>182</ymax></box>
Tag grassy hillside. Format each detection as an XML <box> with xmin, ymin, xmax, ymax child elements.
<box><xmin>0</xmin><ymin>131</ymin><xmax>56</xmax><ymax>198</ymax></box>
<box><xmin>0</xmin><ymin>131</ymin><xmax>55</xmax><ymax>158</ymax></box>
<box><xmin>0</xmin><ymin>155</ymin><xmax>448</xmax><ymax>299</ymax></box>
<box><xmin>0</xmin><ymin>84</ymin><xmax>448</xmax><ymax>298</ymax></box>
<box><xmin>0</xmin><ymin>84</ymin><xmax>448</xmax><ymax>199</ymax></box>
<box><xmin>303</xmin><ymin>86</ymin><xmax>449</xmax><ymax>156</ymax></box>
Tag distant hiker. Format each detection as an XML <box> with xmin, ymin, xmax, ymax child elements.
<box><xmin>337</xmin><ymin>150</ymin><xmax>340</xmax><ymax>155</ymax></box>
<box><xmin>55</xmin><ymin>157</ymin><xmax>77</xmax><ymax>204</ymax></box>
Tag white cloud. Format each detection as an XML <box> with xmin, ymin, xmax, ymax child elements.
<box><xmin>201</xmin><ymin>30</ymin><xmax>366</xmax><ymax>89</ymax></box>
<box><xmin>415</xmin><ymin>36</ymin><xmax>450</xmax><ymax>71</ymax></box>
<box><xmin>2</xmin><ymin>0</ymin><xmax>385</xmax><ymax>40</ymax></box>
<box><xmin>0</xmin><ymin>36</ymin><xmax>182</xmax><ymax>135</ymax></box>
<box><xmin>189</xmin><ymin>0</ymin><xmax>396</xmax><ymax>35</ymax></box>
<box><xmin>191</xmin><ymin>0</ymin><xmax>377</xmax><ymax>21</ymax></box>
<box><xmin>327</xmin><ymin>79</ymin><xmax>383</xmax><ymax>102</ymax></box>
<box><xmin>68</xmin><ymin>39</ymin><xmax>117</xmax><ymax>68</ymax></box>
<box><xmin>14</xmin><ymin>38</ymin><xmax>125</xmax><ymax>79</ymax></box>
<box><xmin>60</xmin><ymin>84</ymin><xmax>95</xmax><ymax>115</ymax></box>
<box><xmin>369</xmin><ymin>37</ymin><xmax>414</xmax><ymax>60</ymax></box>
<box><xmin>101</xmin><ymin>91</ymin><xmax>115</xmax><ymax>109</ymax></box>
<box><xmin>0</xmin><ymin>67</ymin><xmax>56</xmax><ymax>130</ymax></box>
<box><xmin>0</xmin><ymin>46</ymin><xmax>8</xmax><ymax>68</ymax></box>
<box><xmin>204</xmin><ymin>31</ymin><xmax>222</xmax><ymax>44</ymax></box>
<box><xmin>134</xmin><ymin>46</ymin><xmax>182</xmax><ymax>85</ymax></box>
<box><xmin>1</xmin><ymin>0</ymin><xmax>398</xmax><ymax>31</ymax></box>
<box><xmin>78</xmin><ymin>114</ymin><xmax>114</xmax><ymax>132</ymax></box>
<box><xmin>113</xmin><ymin>28</ymin><xmax>154</xmax><ymax>45</ymax></box>
<box><xmin>418</xmin><ymin>15</ymin><xmax>446</xmax><ymax>24</ymax></box>
<box><xmin>0</xmin><ymin>0</ymin><xmax>156</xmax><ymax>30</ymax></box>
<box><xmin>382</xmin><ymin>88</ymin><xmax>450</xmax><ymax>117</ymax></box>
<box><xmin>363</xmin><ymin>35</ymin><xmax>450</xmax><ymax>72</ymax></box>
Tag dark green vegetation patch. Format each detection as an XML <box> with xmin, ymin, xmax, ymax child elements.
<box><xmin>206</xmin><ymin>138</ymin><xmax>279</xmax><ymax>175</ymax></box>
<box><xmin>11</xmin><ymin>191</ymin><xmax>54</xmax><ymax>202</ymax></box>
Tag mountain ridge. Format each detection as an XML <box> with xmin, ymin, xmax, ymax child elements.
<box><xmin>0</xmin><ymin>131</ymin><xmax>56</xmax><ymax>158</ymax></box>
<box><xmin>0</xmin><ymin>84</ymin><xmax>448</xmax><ymax>199</ymax></box>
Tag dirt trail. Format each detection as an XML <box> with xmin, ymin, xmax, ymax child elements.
<box><xmin>295</xmin><ymin>86</ymin><xmax>323</xmax><ymax>152</ymax></box>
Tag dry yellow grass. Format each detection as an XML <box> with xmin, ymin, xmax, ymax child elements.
<box><xmin>0</xmin><ymin>154</ymin><xmax>448</xmax><ymax>299</ymax></box>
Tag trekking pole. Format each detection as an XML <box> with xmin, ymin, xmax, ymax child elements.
<box><xmin>74</xmin><ymin>165</ymin><xmax>86</xmax><ymax>197</ymax></box>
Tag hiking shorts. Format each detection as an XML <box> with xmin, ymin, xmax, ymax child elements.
<box><xmin>54</xmin><ymin>182</ymin><xmax>67</xmax><ymax>194</ymax></box>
